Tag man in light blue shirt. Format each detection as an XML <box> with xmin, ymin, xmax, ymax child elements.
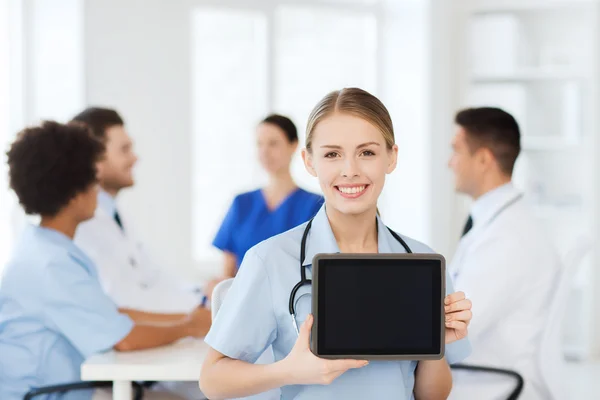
<box><xmin>0</xmin><ymin>121</ymin><xmax>209</xmax><ymax>400</ymax></box>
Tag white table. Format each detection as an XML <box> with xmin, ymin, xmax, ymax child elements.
<box><xmin>81</xmin><ymin>338</ymin><xmax>209</xmax><ymax>400</ymax></box>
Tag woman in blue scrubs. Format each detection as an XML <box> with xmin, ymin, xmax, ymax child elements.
<box><xmin>200</xmin><ymin>88</ymin><xmax>473</xmax><ymax>400</ymax></box>
<box><xmin>207</xmin><ymin>114</ymin><xmax>323</xmax><ymax>296</ymax></box>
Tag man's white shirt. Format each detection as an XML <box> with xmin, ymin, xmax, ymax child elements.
<box><xmin>449</xmin><ymin>183</ymin><xmax>563</xmax><ymax>400</ymax></box>
<box><xmin>75</xmin><ymin>190</ymin><xmax>201</xmax><ymax>313</ymax></box>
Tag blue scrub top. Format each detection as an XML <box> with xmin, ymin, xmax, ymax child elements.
<box><xmin>0</xmin><ymin>225</ymin><xmax>134</xmax><ymax>400</ymax></box>
<box><xmin>205</xmin><ymin>205</ymin><xmax>471</xmax><ymax>400</ymax></box>
<box><xmin>212</xmin><ymin>188</ymin><xmax>323</xmax><ymax>268</ymax></box>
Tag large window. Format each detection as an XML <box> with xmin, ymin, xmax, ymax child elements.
<box><xmin>191</xmin><ymin>2</ymin><xmax>379</xmax><ymax>264</ymax></box>
<box><xmin>191</xmin><ymin>9</ymin><xmax>269</xmax><ymax>262</ymax></box>
<box><xmin>0</xmin><ymin>0</ymin><xmax>84</xmax><ymax>276</ymax></box>
<box><xmin>29</xmin><ymin>0</ymin><xmax>84</xmax><ymax>122</ymax></box>
<box><xmin>0</xmin><ymin>0</ymin><xmax>11</xmax><ymax>273</ymax></box>
<box><xmin>274</xmin><ymin>5</ymin><xmax>377</xmax><ymax>192</ymax></box>
<box><xmin>0</xmin><ymin>0</ymin><xmax>22</xmax><ymax>275</ymax></box>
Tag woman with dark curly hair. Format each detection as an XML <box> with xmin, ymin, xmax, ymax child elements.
<box><xmin>0</xmin><ymin>121</ymin><xmax>208</xmax><ymax>400</ymax></box>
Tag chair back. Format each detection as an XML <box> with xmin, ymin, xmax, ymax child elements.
<box><xmin>211</xmin><ymin>278</ymin><xmax>235</xmax><ymax>320</ymax></box>
<box><xmin>538</xmin><ymin>235</ymin><xmax>593</xmax><ymax>400</ymax></box>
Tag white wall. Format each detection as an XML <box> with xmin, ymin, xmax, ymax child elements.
<box><xmin>590</xmin><ymin>1</ymin><xmax>600</xmax><ymax>358</ymax></box>
<box><xmin>83</xmin><ymin>0</ymin><xmax>438</xmax><ymax>280</ymax></box>
<box><xmin>425</xmin><ymin>0</ymin><xmax>467</xmax><ymax>258</ymax></box>
<box><xmin>1</xmin><ymin>0</ymin><xmax>83</xmax><ymax>272</ymax></box>
<box><xmin>0</xmin><ymin>0</ymin><xmax>13</xmax><ymax>270</ymax></box>
<box><xmin>377</xmin><ymin>0</ymin><xmax>432</xmax><ymax>246</ymax></box>
<box><xmin>85</xmin><ymin>0</ymin><xmax>195</xmax><ymax>278</ymax></box>
<box><xmin>29</xmin><ymin>0</ymin><xmax>84</xmax><ymax>122</ymax></box>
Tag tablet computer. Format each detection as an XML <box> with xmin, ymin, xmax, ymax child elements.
<box><xmin>311</xmin><ymin>253</ymin><xmax>445</xmax><ymax>360</ymax></box>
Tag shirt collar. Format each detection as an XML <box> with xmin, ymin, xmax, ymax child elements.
<box><xmin>97</xmin><ymin>188</ymin><xmax>118</xmax><ymax>216</ymax></box>
<box><xmin>30</xmin><ymin>224</ymin><xmax>94</xmax><ymax>267</ymax></box>
<box><xmin>302</xmin><ymin>205</ymin><xmax>395</xmax><ymax>266</ymax></box>
<box><xmin>470</xmin><ymin>182</ymin><xmax>520</xmax><ymax>227</ymax></box>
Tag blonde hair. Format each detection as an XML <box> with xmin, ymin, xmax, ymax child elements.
<box><xmin>305</xmin><ymin>88</ymin><xmax>395</xmax><ymax>153</ymax></box>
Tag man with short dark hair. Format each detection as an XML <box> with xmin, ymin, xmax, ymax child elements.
<box><xmin>72</xmin><ymin>108</ymin><xmax>209</xmax><ymax>399</ymax></box>
<box><xmin>447</xmin><ymin>107</ymin><xmax>561</xmax><ymax>399</ymax></box>
<box><xmin>72</xmin><ymin>107</ymin><xmax>204</xmax><ymax>314</ymax></box>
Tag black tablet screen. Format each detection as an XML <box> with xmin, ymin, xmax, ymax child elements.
<box><xmin>316</xmin><ymin>258</ymin><xmax>442</xmax><ymax>355</ymax></box>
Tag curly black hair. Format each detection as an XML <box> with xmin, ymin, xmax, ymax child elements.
<box><xmin>6</xmin><ymin>121</ymin><xmax>105</xmax><ymax>216</ymax></box>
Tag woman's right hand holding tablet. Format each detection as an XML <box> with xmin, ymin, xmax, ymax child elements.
<box><xmin>280</xmin><ymin>314</ymin><xmax>369</xmax><ymax>385</ymax></box>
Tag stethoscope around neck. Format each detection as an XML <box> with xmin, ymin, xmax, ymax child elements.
<box><xmin>288</xmin><ymin>218</ymin><xmax>414</xmax><ymax>334</ymax></box>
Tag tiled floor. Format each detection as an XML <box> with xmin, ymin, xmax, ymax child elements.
<box><xmin>565</xmin><ymin>361</ymin><xmax>600</xmax><ymax>399</ymax></box>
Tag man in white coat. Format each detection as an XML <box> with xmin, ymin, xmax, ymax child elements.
<box><xmin>73</xmin><ymin>108</ymin><xmax>205</xmax><ymax>314</ymax></box>
<box><xmin>447</xmin><ymin>107</ymin><xmax>562</xmax><ymax>400</ymax></box>
<box><xmin>72</xmin><ymin>108</ymin><xmax>210</xmax><ymax>399</ymax></box>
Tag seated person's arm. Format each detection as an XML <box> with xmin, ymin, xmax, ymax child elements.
<box><xmin>413</xmin><ymin>359</ymin><xmax>452</xmax><ymax>400</ymax></box>
<box><xmin>43</xmin><ymin>261</ymin><xmax>210</xmax><ymax>358</ymax></box>
<box><xmin>114</xmin><ymin>307</ymin><xmax>209</xmax><ymax>351</ymax></box>
<box><xmin>118</xmin><ymin>308</ymin><xmax>186</xmax><ymax>323</ymax></box>
<box><xmin>118</xmin><ymin>306</ymin><xmax>210</xmax><ymax>325</ymax></box>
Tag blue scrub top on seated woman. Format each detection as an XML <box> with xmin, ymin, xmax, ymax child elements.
<box><xmin>205</xmin><ymin>205</ymin><xmax>471</xmax><ymax>400</ymax></box>
<box><xmin>0</xmin><ymin>225</ymin><xmax>134</xmax><ymax>400</ymax></box>
<box><xmin>212</xmin><ymin>188</ymin><xmax>323</xmax><ymax>269</ymax></box>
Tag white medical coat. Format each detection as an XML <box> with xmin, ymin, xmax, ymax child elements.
<box><xmin>75</xmin><ymin>191</ymin><xmax>201</xmax><ymax>314</ymax></box>
<box><xmin>449</xmin><ymin>183</ymin><xmax>563</xmax><ymax>400</ymax></box>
